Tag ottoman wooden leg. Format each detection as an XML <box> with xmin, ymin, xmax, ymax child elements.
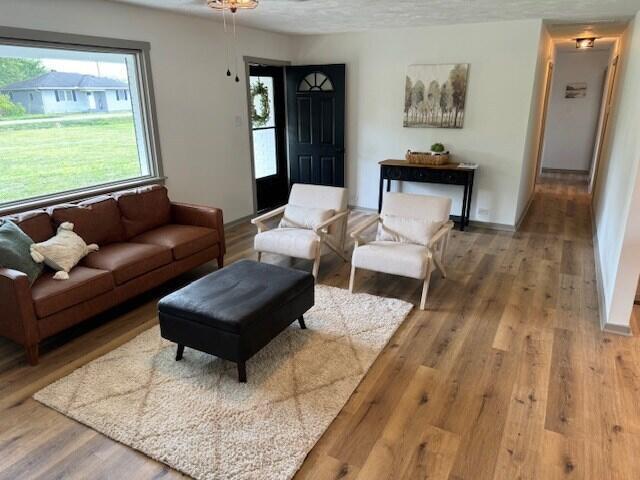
<box><xmin>176</xmin><ymin>344</ymin><xmax>184</xmax><ymax>361</ymax></box>
<box><xmin>298</xmin><ymin>315</ymin><xmax>307</xmax><ymax>329</ymax></box>
<box><xmin>237</xmin><ymin>362</ymin><xmax>247</xmax><ymax>383</ymax></box>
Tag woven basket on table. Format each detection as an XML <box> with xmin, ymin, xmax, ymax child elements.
<box><xmin>405</xmin><ymin>150</ymin><xmax>450</xmax><ymax>165</ymax></box>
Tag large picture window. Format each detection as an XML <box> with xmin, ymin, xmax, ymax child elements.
<box><xmin>0</xmin><ymin>30</ymin><xmax>161</xmax><ymax>210</ymax></box>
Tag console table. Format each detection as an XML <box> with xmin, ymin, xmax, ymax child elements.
<box><xmin>378</xmin><ymin>160</ymin><xmax>476</xmax><ymax>231</ymax></box>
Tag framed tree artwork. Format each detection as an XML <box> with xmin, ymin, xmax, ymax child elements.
<box><xmin>404</xmin><ymin>63</ymin><xmax>469</xmax><ymax>129</ymax></box>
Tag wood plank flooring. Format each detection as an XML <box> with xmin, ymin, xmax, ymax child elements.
<box><xmin>2</xmin><ymin>173</ymin><xmax>640</xmax><ymax>479</ymax></box>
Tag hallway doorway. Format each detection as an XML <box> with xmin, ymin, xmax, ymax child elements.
<box><xmin>535</xmin><ymin>24</ymin><xmax>624</xmax><ymax>197</ymax></box>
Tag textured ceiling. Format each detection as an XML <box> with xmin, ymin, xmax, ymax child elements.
<box><xmin>107</xmin><ymin>0</ymin><xmax>640</xmax><ymax>34</ymax></box>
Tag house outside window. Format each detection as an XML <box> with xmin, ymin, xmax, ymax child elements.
<box><xmin>0</xmin><ymin>29</ymin><xmax>163</xmax><ymax>210</ymax></box>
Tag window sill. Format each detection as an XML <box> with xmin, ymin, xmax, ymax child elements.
<box><xmin>0</xmin><ymin>176</ymin><xmax>167</xmax><ymax>217</ymax></box>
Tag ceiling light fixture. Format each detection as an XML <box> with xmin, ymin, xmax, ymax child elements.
<box><xmin>575</xmin><ymin>37</ymin><xmax>596</xmax><ymax>49</ymax></box>
<box><xmin>207</xmin><ymin>0</ymin><xmax>260</xmax><ymax>83</ymax></box>
<box><xmin>207</xmin><ymin>0</ymin><xmax>258</xmax><ymax>13</ymax></box>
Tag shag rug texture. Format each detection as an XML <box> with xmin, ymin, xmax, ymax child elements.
<box><xmin>34</xmin><ymin>285</ymin><xmax>413</xmax><ymax>480</ymax></box>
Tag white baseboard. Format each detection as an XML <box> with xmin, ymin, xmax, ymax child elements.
<box><xmin>470</xmin><ymin>220</ymin><xmax>516</xmax><ymax>232</ymax></box>
<box><xmin>515</xmin><ymin>193</ymin><xmax>535</xmax><ymax>231</ymax></box>
<box><xmin>224</xmin><ymin>213</ymin><xmax>255</xmax><ymax>228</ymax></box>
<box><xmin>602</xmin><ymin>322</ymin><xmax>633</xmax><ymax>336</ymax></box>
<box><xmin>588</xmin><ymin>204</ymin><xmax>628</xmax><ymax>335</ymax></box>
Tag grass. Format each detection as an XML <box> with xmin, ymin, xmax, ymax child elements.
<box><xmin>0</xmin><ymin>116</ymin><xmax>142</xmax><ymax>204</ymax></box>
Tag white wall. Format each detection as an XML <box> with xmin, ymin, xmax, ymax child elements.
<box><xmin>293</xmin><ymin>19</ymin><xmax>544</xmax><ymax>227</ymax></box>
<box><xmin>593</xmin><ymin>12</ymin><xmax>640</xmax><ymax>330</ymax></box>
<box><xmin>541</xmin><ymin>48</ymin><xmax>610</xmax><ymax>172</ymax></box>
<box><xmin>515</xmin><ymin>25</ymin><xmax>554</xmax><ymax>225</ymax></box>
<box><xmin>0</xmin><ymin>0</ymin><xmax>295</xmax><ymax>222</ymax></box>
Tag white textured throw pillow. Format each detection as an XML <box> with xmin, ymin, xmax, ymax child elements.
<box><xmin>30</xmin><ymin>222</ymin><xmax>99</xmax><ymax>280</ymax></box>
<box><xmin>279</xmin><ymin>204</ymin><xmax>335</xmax><ymax>230</ymax></box>
<box><xmin>376</xmin><ymin>214</ymin><xmax>443</xmax><ymax>246</ymax></box>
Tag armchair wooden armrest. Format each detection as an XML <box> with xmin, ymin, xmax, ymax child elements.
<box><xmin>313</xmin><ymin>210</ymin><xmax>349</xmax><ymax>234</ymax></box>
<box><xmin>350</xmin><ymin>215</ymin><xmax>380</xmax><ymax>245</ymax></box>
<box><xmin>427</xmin><ymin>220</ymin><xmax>454</xmax><ymax>280</ymax></box>
<box><xmin>428</xmin><ymin>220</ymin><xmax>454</xmax><ymax>249</ymax></box>
<box><xmin>251</xmin><ymin>205</ymin><xmax>287</xmax><ymax>233</ymax></box>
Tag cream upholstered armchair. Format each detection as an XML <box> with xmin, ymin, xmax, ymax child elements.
<box><xmin>251</xmin><ymin>184</ymin><xmax>349</xmax><ymax>278</ymax></box>
<box><xmin>349</xmin><ymin>192</ymin><xmax>453</xmax><ymax>310</ymax></box>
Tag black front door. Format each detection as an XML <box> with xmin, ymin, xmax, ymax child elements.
<box><xmin>249</xmin><ymin>65</ymin><xmax>288</xmax><ymax>212</ymax></box>
<box><xmin>286</xmin><ymin>64</ymin><xmax>345</xmax><ymax>187</ymax></box>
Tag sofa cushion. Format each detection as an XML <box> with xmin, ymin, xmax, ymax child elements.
<box><xmin>115</xmin><ymin>185</ymin><xmax>171</xmax><ymax>239</ymax></box>
<box><xmin>49</xmin><ymin>196</ymin><xmax>125</xmax><ymax>246</ymax></box>
<box><xmin>5</xmin><ymin>210</ymin><xmax>55</xmax><ymax>243</ymax></box>
<box><xmin>31</xmin><ymin>266</ymin><xmax>114</xmax><ymax>318</ymax></box>
<box><xmin>131</xmin><ymin>224</ymin><xmax>219</xmax><ymax>260</ymax></box>
<box><xmin>82</xmin><ymin>242</ymin><xmax>172</xmax><ymax>285</ymax></box>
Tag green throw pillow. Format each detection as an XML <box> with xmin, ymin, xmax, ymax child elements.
<box><xmin>0</xmin><ymin>219</ymin><xmax>43</xmax><ymax>285</ymax></box>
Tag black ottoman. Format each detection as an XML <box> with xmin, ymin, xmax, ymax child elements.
<box><xmin>158</xmin><ymin>259</ymin><xmax>314</xmax><ymax>382</ymax></box>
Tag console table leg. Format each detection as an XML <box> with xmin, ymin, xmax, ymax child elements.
<box><xmin>461</xmin><ymin>183</ymin><xmax>469</xmax><ymax>231</ymax></box>
<box><xmin>466</xmin><ymin>177</ymin><xmax>474</xmax><ymax>226</ymax></box>
<box><xmin>176</xmin><ymin>344</ymin><xmax>184</xmax><ymax>361</ymax></box>
<box><xmin>237</xmin><ymin>362</ymin><xmax>247</xmax><ymax>383</ymax></box>
<box><xmin>378</xmin><ymin>170</ymin><xmax>384</xmax><ymax>213</ymax></box>
<box><xmin>298</xmin><ymin>315</ymin><xmax>307</xmax><ymax>329</ymax></box>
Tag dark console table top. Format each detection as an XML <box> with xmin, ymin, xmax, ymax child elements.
<box><xmin>378</xmin><ymin>159</ymin><xmax>476</xmax><ymax>170</ymax></box>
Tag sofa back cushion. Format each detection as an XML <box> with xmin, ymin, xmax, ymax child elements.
<box><xmin>115</xmin><ymin>185</ymin><xmax>171</xmax><ymax>239</ymax></box>
<box><xmin>49</xmin><ymin>196</ymin><xmax>125</xmax><ymax>246</ymax></box>
<box><xmin>5</xmin><ymin>210</ymin><xmax>55</xmax><ymax>243</ymax></box>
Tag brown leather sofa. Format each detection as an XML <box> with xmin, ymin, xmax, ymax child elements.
<box><xmin>0</xmin><ymin>185</ymin><xmax>225</xmax><ymax>365</ymax></box>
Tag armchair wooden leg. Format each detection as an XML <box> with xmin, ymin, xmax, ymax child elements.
<box><xmin>420</xmin><ymin>258</ymin><xmax>433</xmax><ymax>310</ymax></box>
<box><xmin>349</xmin><ymin>265</ymin><xmax>357</xmax><ymax>293</ymax></box>
<box><xmin>25</xmin><ymin>344</ymin><xmax>39</xmax><ymax>366</ymax></box>
<box><xmin>434</xmin><ymin>256</ymin><xmax>447</xmax><ymax>279</ymax></box>
<box><xmin>312</xmin><ymin>245</ymin><xmax>322</xmax><ymax>279</ymax></box>
<box><xmin>217</xmin><ymin>254</ymin><xmax>224</xmax><ymax>269</ymax></box>
<box><xmin>420</xmin><ymin>277</ymin><xmax>431</xmax><ymax>311</ymax></box>
<box><xmin>442</xmin><ymin>229</ymin><xmax>451</xmax><ymax>264</ymax></box>
<box><xmin>312</xmin><ymin>256</ymin><xmax>321</xmax><ymax>278</ymax></box>
<box><xmin>256</xmin><ymin>252</ymin><xmax>262</xmax><ymax>263</ymax></box>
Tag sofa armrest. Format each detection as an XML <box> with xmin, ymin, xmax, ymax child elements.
<box><xmin>171</xmin><ymin>202</ymin><xmax>226</xmax><ymax>255</ymax></box>
<box><xmin>0</xmin><ymin>268</ymin><xmax>38</xmax><ymax>347</ymax></box>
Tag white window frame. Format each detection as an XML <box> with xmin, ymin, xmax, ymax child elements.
<box><xmin>0</xmin><ymin>26</ymin><xmax>164</xmax><ymax>215</ymax></box>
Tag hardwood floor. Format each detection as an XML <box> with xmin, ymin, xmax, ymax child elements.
<box><xmin>2</xmin><ymin>175</ymin><xmax>640</xmax><ymax>479</ymax></box>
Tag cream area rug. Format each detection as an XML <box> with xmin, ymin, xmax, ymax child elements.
<box><xmin>34</xmin><ymin>285</ymin><xmax>413</xmax><ymax>480</ymax></box>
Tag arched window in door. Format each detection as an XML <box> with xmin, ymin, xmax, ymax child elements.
<box><xmin>298</xmin><ymin>72</ymin><xmax>334</xmax><ymax>92</ymax></box>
